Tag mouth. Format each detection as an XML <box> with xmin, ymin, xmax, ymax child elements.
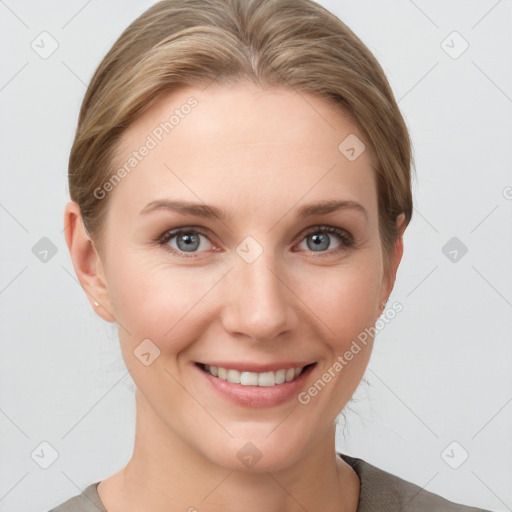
<box><xmin>197</xmin><ymin>362</ymin><xmax>315</xmax><ymax>387</ymax></box>
<box><xmin>193</xmin><ymin>361</ymin><xmax>317</xmax><ymax>408</ymax></box>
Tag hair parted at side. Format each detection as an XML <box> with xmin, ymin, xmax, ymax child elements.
<box><xmin>68</xmin><ymin>0</ymin><xmax>413</xmax><ymax>264</ymax></box>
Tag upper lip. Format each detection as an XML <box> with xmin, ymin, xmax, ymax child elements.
<box><xmin>196</xmin><ymin>361</ymin><xmax>316</xmax><ymax>373</ymax></box>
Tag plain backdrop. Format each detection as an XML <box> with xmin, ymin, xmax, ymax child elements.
<box><xmin>1</xmin><ymin>1</ymin><xmax>511</xmax><ymax>511</ymax></box>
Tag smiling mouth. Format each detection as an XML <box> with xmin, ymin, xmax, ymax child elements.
<box><xmin>197</xmin><ymin>363</ymin><xmax>316</xmax><ymax>387</ymax></box>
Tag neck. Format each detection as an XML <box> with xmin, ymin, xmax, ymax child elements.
<box><xmin>97</xmin><ymin>390</ymin><xmax>360</xmax><ymax>512</ymax></box>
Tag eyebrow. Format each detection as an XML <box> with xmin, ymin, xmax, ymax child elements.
<box><xmin>139</xmin><ymin>198</ymin><xmax>367</xmax><ymax>221</ymax></box>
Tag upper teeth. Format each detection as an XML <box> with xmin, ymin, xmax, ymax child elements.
<box><xmin>204</xmin><ymin>365</ymin><xmax>305</xmax><ymax>386</ymax></box>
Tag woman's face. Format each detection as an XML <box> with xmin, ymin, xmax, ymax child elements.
<box><xmin>90</xmin><ymin>82</ymin><xmax>400</xmax><ymax>470</ymax></box>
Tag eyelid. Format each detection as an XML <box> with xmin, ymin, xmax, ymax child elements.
<box><xmin>157</xmin><ymin>225</ymin><xmax>211</xmax><ymax>244</ymax></box>
<box><xmin>293</xmin><ymin>225</ymin><xmax>354</xmax><ymax>254</ymax></box>
<box><xmin>299</xmin><ymin>225</ymin><xmax>352</xmax><ymax>242</ymax></box>
<box><xmin>157</xmin><ymin>225</ymin><xmax>217</xmax><ymax>258</ymax></box>
<box><xmin>157</xmin><ymin>224</ymin><xmax>354</xmax><ymax>258</ymax></box>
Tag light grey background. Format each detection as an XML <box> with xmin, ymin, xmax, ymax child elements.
<box><xmin>1</xmin><ymin>1</ymin><xmax>511</xmax><ymax>511</ymax></box>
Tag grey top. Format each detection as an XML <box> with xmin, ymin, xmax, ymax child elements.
<box><xmin>48</xmin><ymin>452</ymin><xmax>492</xmax><ymax>511</ymax></box>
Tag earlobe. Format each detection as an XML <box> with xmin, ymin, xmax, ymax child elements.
<box><xmin>63</xmin><ymin>201</ymin><xmax>115</xmax><ymax>323</ymax></box>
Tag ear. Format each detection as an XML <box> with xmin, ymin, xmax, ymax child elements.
<box><xmin>378</xmin><ymin>213</ymin><xmax>407</xmax><ymax>314</ymax></box>
<box><xmin>63</xmin><ymin>201</ymin><xmax>115</xmax><ymax>323</ymax></box>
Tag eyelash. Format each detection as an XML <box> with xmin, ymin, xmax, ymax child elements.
<box><xmin>155</xmin><ymin>225</ymin><xmax>355</xmax><ymax>259</ymax></box>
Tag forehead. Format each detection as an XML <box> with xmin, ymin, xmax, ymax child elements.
<box><xmin>108</xmin><ymin>82</ymin><xmax>377</xmax><ymax>225</ymax></box>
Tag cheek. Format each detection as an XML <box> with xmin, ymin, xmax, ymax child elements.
<box><xmin>301</xmin><ymin>262</ymin><xmax>382</xmax><ymax>342</ymax></box>
<box><xmin>107</xmin><ymin>257</ymin><xmax>221</xmax><ymax>352</ymax></box>
<box><xmin>295</xmin><ymin>266</ymin><xmax>381</xmax><ymax>412</ymax></box>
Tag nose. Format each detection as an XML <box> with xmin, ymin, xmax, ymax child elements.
<box><xmin>220</xmin><ymin>250</ymin><xmax>298</xmax><ymax>342</ymax></box>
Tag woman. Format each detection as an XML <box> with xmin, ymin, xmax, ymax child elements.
<box><xmin>51</xmin><ymin>0</ymin><xmax>490</xmax><ymax>510</ymax></box>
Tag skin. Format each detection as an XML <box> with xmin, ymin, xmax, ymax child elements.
<box><xmin>64</xmin><ymin>82</ymin><xmax>405</xmax><ymax>512</ymax></box>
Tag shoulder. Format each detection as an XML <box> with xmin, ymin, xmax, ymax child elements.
<box><xmin>338</xmin><ymin>452</ymin><xmax>492</xmax><ymax>512</ymax></box>
<box><xmin>47</xmin><ymin>482</ymin><xmax>106</xmax><ymax>512</ymax></box>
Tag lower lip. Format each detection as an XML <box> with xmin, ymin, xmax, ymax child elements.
<box><xmin>194</xmin><ymin>363</ymin><xmax>316</xmax><ymax>408</ymax></box>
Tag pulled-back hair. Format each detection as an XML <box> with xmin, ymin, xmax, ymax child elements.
<box><xmin>68</xmin><ymin>0</ymin><xmax>413</xmax><ymax>264</ymax></box>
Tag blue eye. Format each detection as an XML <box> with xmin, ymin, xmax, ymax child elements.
<box><xmin>158</xmin><ymin>227</ymin><xmax>213</xmax><ymax>257</ymax></box>
<box><xmin>296</xmin><ymin>226</ymin><xmax>354</xmax><ymax>255</ymax></box>
<box><xmin>156</xmin><ymin>225</ymin><xmax>354</xmax><ymax>258</ymax></box>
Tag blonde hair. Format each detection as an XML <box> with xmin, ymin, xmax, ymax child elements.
<box><xmin>68</xmin><ymin>0</ymin><xmax>413</xmax><ymax>264</ymax></box>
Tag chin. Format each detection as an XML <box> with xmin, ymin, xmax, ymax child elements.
<box><xmin>198</xmin><ymin>428</ymin><xmax>313</xmax><ymax>473</ymax></box>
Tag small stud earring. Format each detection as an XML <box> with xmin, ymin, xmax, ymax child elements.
<box><xmin>93</xmin><ymin>301</ymin><xmax>99</xmax><ymax>307</ymax></box>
